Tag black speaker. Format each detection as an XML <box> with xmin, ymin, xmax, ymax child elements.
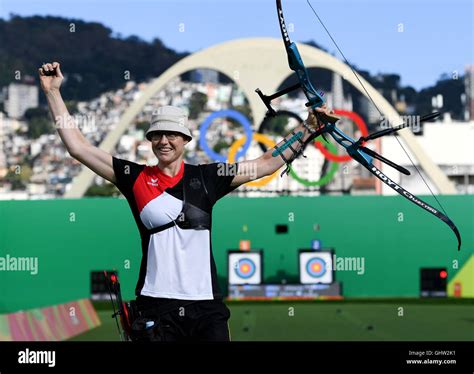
<box><xmin>420</xmin><ymin>268</ymin><xmax>447</xmax><ymax>297</ymax></box>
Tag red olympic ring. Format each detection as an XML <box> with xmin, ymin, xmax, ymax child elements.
<box><xmin>315</xmin><ymin>109</ymin><xmax>369</xmax><ymax>163</ymax></box>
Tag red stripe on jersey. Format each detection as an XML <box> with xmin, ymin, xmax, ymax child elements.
<box><xmin>133</xmin><ymin>161</ymin><xmax>185</xmax><ymax>212</ymax></box>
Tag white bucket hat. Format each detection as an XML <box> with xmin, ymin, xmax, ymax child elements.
<box><xmin>146</xmin><ymin>106</ymin><xmax>192</xmax><ymax>141</ymax></box>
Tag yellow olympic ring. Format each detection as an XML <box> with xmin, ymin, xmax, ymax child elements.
<box><xmin>228</xmin><ymin>133</ymin><xmax>279</xmax><ymax>187</ymax></box>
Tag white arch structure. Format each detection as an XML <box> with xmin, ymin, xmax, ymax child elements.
<box><xmin>65</xmin><ymin>38</ymin><xmax>455</xmax><ymax>198</ymax></box>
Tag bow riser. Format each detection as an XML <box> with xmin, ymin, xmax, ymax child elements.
<box><xmin>325</xmin><ymin>126</ymin><xmax>375</xmax><ymax>166</ymax></box>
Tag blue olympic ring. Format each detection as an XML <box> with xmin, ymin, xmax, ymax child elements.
<box><xmin>306</xmin><ymin>257</ymin><xmax>327</xmax><ymax>278</ymax></box>
<box><xmin>199</xmin><ymin>109</ymin><xmax>253</xmax><ymax>162</ymax></box>
<box><xmin>235</xmin><ymin>258</ymin><xmax>256</xmax><ymax>279</ymax></box>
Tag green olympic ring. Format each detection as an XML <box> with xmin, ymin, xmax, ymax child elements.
<box><xmin>288</xmin><ymin>136</ymin><xmax>339</xmax><ymax>186</ymax></box>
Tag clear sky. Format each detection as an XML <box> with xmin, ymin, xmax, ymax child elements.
<box><xmin>1</xmin><ymin>0</ymin><xmax>472</xmax><ymax>90</ymax></box>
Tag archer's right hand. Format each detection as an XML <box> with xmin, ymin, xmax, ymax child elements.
<box><xmin>38</xmin><ymin>62</ymin><xmax>64</xmax><ymax>94</ymax></box>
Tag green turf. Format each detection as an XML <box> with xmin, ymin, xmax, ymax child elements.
<box><xmin>70</xmin><ymin>300</ymin><xmax>474</xmax><ymax>341</ymax></box>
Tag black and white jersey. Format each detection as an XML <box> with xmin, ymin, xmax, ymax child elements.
<box><xmin>112</xmin><ymin>157</ymin><xmax>237</xmax><ymax>300</ymax></box>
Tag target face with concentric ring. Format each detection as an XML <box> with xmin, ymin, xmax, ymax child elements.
<box><xmin>306</xmin><ymin>258</ymin><xmax>327</xmax><ymax>278</ymax></box>
<box><xmin>228</xmin><ymin>252</ymin><xmax>262</xmax><ymax>284</ymax></box>
<box><xmin>299</xmin><ymin>251</ymin><xmax>333</xmax><ymax>284</ymax></box>
<box><xmin>235</xmin><ymin>258</ymin><xmax>256</xmax><ymax>279</ymax></box>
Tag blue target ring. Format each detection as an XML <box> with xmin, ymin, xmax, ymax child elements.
<box><xmin>199</xmin><ymin>109</ymin><xmax>253</xmax><ymax>162</ymax></box>
<box><xmin>235</xmin><ymin>258</ymin><xmax>256</xmax><ymax>279</ymax></box>
<box><xmin>306</xmin><ymin>257</ymin><xmax>327</xmax><ymax>278</ymax></box>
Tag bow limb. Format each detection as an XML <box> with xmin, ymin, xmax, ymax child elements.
<box><xmin>365</xmin><ymin>163</ymin><xmax>462</xmax><ymax>251</ymax></box>
<box><xmin>327</xmin><ymin>125</ymin><xmax>461</xmax><ymax>250</ymax></box>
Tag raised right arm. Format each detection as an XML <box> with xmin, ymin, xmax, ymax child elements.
<box><xmin>39</xmin><ymin>62</ymin><xmax>116</xmax><ymax>184</ymax></box>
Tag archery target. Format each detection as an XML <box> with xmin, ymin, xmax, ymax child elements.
<box><xmin>228</xmin><ymin>252</ymin><xmax>262</xmax><ymax>284</ymax></box>
<box><xmin>299</xmin><ymin>251</ymin><xmax>333</xmax><ymax>284</ymax></box>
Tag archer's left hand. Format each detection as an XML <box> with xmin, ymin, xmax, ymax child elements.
<box><xmin>306</xmin><ymin>104</ymin><xmax>340</xmax><ymax>129</ymax></box>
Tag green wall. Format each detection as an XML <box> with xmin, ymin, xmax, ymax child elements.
<box><xmin>0</xmin><ymin>195</ymin><xmax>472</xmax><ymax>312</ymax></box>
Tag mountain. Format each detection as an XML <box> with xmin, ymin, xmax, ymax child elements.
<box><xmin>0</xmin><ymin>15</ymin><xmax>187</xmax><ymax>101</ymax></box>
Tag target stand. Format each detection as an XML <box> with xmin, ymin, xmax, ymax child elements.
<box><xmin>226</xmin><ymin>249</ymin><xmax>342</xmax><ymax>300</ymax></box>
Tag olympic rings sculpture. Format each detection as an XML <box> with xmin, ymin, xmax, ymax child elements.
<box><xmin>198</xmin><ymin>109</ymin><xmax>368</xmax><ymax>187</ymax></box>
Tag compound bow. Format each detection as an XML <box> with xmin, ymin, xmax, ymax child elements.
<box><xmin>256</xmin><ymin>0</ymin><xmax>461</xmax><ymax>250</ymax></box>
